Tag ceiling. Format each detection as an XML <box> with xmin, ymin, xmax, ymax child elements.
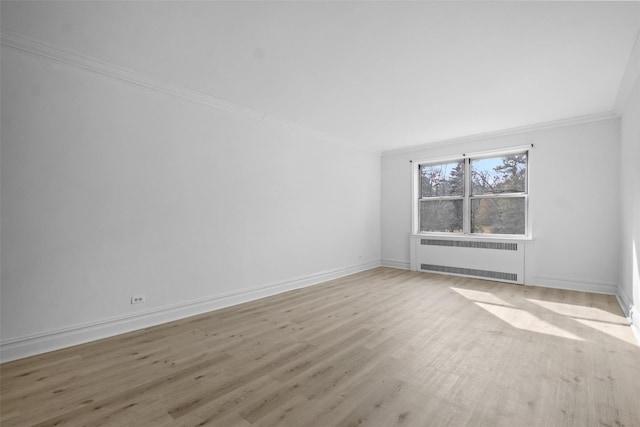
<box><xmin>2</xmin><ymin>1</ymin><xmax>639</xmax><ymax>152</ymax></box>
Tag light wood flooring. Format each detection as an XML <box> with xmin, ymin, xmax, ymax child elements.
<box><xmin>1</xmin><ymin>267</ymin><xmax>639</xmax><ymax>426</ymax></box>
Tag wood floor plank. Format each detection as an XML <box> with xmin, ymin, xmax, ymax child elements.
<box><xmin>2</xmin><ymin>268</ymin><xmax>639</xmax><ymax>426</ymax></box>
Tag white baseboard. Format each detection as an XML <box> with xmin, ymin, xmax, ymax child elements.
<box><xmin>616</xmin><ymin>289</ymin><xmax>633</xmax><ymax>317</ymax></box>
<box><xmin>0</xmin><ymin>260</ymin><xmax>381</xmax><ymax>362</ymax></box>
<box><xmin>529</xmin><ymin>275</ymin><xmax>617</xmax><ymax>295</ymax></box>
<box><xmin>381</xmin><ymin>259</ymin><xmax>411</xmax><ymax>270</ymax></box>
<box><xmin>616</xmin><ymin>290</ymin><xmax>640</xmax><ymax>345</ymax></box>
<box><xmin>630</xmin><ymin>306</ymin><xmax>640</xmax><ymax>345</ymax></box>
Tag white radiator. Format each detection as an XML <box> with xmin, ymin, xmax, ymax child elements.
<box><xmin>410</xmin><ymin>237</ymin><xmax>525</xmax><ymax>284</ymax></box>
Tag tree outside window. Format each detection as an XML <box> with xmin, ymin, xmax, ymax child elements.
<box><xmin>416</xmin><ymin>151</ymin><xmax>528</xmax><ymax>236</ymax></box>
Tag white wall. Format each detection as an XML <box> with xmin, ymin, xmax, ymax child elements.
<box><xmin>0</xmin><ymin>46</ymin><xmax>381</xmax><ymax>361</ymax></box>
<box><xmin>382</xmin><ymin>118</ymin><xmax>621</xmax><ymax>294</ymax></box>
<box><xmin>619</xmin><ymin>75</ymin><xmax>640</xmax><ymax>339</ymax></box>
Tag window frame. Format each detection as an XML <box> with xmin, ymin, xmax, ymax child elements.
<box><xmin>412</xmin><ymin>145</ymin><xmax>532</xmax><ymax>239</ymax></box>
<box><xmin>417</xmin><ymin>159</ymin><xmax>465</xmax><ymax>233</ymax></box>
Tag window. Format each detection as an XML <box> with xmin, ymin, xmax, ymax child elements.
<box><xmin>418</xmin><ymin>160</ymin><xmax>464</xmax><ymax>233</ymax></box>
<box><xmin>414</xmin><ymin>148</ymin><xmax>529</xmax><ymax>237</ymax></box>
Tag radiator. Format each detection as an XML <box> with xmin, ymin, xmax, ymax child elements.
<box><xmin>411</xmin><ymin>237</ymin><xmax>525</xmax><ymax>284</ymax></box>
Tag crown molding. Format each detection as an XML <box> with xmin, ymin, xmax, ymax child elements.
<box><xmin>0</xmin><ymin>28</ymin><xmax>264</xmax><ymax>120</ymax></box>
<box><xmin>2</xmin><ymin>27</ymin><xmax>627</xmax><ymax>157</ymax></box>
<box><xmin>614</xmin><ymin>29</ymin><xmax>640</xmax><ymax>115</ymax></box>
<box><xmin>0</xmin><ymin>28</ymin><xmax>369</xmax><ymax>152</ymax></box>
<box><xmin>261</xmin><ymin>115</ymin><xmax>364</xmax><ymax>151</ymax></box>
<box><xmin>381</xmin><ymin>111</ymin><xmax>619</xmax><ymax>157</ymax></box>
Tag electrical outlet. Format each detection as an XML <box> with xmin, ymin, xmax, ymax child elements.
<box><xmin>131</xmin><ymin>295</ymin><xmax>145</xmax><ymax>305</ymax></box>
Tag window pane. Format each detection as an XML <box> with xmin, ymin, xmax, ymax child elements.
<box><xmin>471</xmin><ymin>197</ymin><xmax>525</xmax><ymax>235</ymax></box>
<box><xmin>419</xmin><ymin>160</ymin><xmax>464</xmax><ymax>198</ymax></box>
<box><xmin>471</xmin><ymin>153</ymin><xmax>527</xmax><ymax>195</ymax></box>
<box><xmin>420</xmin><ymin>199</ymin><xmax>463</xmax><ymax>233</ymax></box>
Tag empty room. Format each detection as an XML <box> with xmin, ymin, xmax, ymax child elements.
<box><xmin>1</xmin><ymin>1</ymin><xmax>640</xmax><ymax>426</ymax></box>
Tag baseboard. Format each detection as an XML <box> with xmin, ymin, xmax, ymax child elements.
<box><xmin>0</xmin><ymin>260</ymin><xmax>381</xmax><ymax>363</ymax></box>
<box><xmin>381</xmin><ymin>259</ymin><xmax>411</xmax><ymax>270</ymax></box>
<box><xmin>616</xmin><ymin>289</ymin><xmax>633</xmax><ymax>317</ymax></box>
<box><xmin>529</xmin><ymin>275</ymin><xmax>617</xmax><ymax>295</ymax></box>
<box><xmin>615</xmin><ymin>290</ymin><xmax>640</xmax><ymax>345</ymax></box>
<box><xmin>630</xmin><ymin>306</ymin><xmax>640</xmax><ymax>345</ymax></box>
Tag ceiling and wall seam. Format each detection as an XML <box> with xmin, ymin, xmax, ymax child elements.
<box><xmin>386</xmin><ymin>28</ymin><xmax>639</xmax><ymax>158</ymax></box>
<box><xmin>381</xmin><ymin>111</ymin><xmax>620</xmax><ymax>157</ymax></box>
<box><xmin>0</xmin><ymin>28</ymin><xmax>372</xmax><ymax>154</ymax></box>
<box><xmin>2</xmin><ymin>22</ymin><xmax>636</xmax><ymax>157</ymax></box>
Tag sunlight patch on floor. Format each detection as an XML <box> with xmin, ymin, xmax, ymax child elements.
<box><xmin>526</xmin><ymin>299</ymin><xmax>624</xmax><ymax>323</ymax></box>
<box><xmin>474</xmin><ymin>302</ymin><xmax>584</xmax><ymax>341</ymax></box>
<box><xmin>572</xmin><ymin>318</ymin><xmax>638</xmax><ymax>345</ymax></box>
<box><xmin>450</xmin><ymin>287</ymin><xmax>514</xmax><ymax>307</ymax></box>
<box><xmin>527</xmin><ymin>298</ymin><xmax>637</xmax><ymax>345</ymax></box>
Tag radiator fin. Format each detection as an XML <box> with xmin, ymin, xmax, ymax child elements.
<box><xmin>420</xmin><ymin>263</ymin><xmax>518</xmax><ymax>282</ymax></box>
<box><xmin>420</xmin><ymin>239</ymin><xmax>517</xmax><ymax>251</ymax></box>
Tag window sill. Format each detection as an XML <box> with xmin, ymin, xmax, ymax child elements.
<box><xmin>411</xmin><ymin>233</ymin><xmax>533</xmax><ymax>242</ymax></box>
